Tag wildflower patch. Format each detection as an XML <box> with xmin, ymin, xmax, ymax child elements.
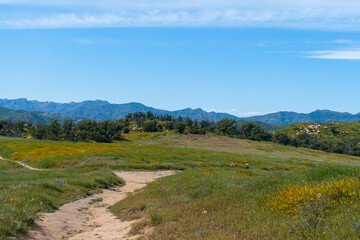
<box><xmin>266</xmin><ymin>178</ymin><xmax>359</xmax><ymax>215</ymax></box>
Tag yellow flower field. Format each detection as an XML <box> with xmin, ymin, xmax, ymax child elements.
<box><xmin>266</xmin><ymin>178</ymin><xmax>359</xmax><ymax>215</ymax></box>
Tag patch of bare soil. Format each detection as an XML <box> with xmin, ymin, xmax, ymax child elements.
<box><xmin>21</xmin><ymin>171</ymin><xmax>175</xmax><ymax>240</ymax></box>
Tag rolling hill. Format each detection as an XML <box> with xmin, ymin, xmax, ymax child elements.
<box><xmin>0</xmin><ymin>107</ymin><xmax>74</xmax><ymax>124</ymax></box>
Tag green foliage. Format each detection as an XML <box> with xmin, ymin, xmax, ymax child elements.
<box><xmin>239</xmin><ymin>122</ymin><xmax>272</xmax><ymax>141</ymax></box>
<box><xmin>143</xmin><ymin>120</ymin><xmax>158</xmax><ymax>132</ymax></box>
<box><xmin>89</xmin><ymin>198</ymin><xmax>103</xmax><ymax>205</ymax></box>
<box><xmin>175</xmin><ymin>122</ymin><xmax>186</xmax><ymax>134</ymax></box>
<box><xmin>150</xmin><ymin>212</ymin><xmax>163</xmax><ymax>226</ymax></box>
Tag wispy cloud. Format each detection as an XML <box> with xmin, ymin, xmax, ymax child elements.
<box><xmin>307</xmin><ymin>50</ymin><xmax>360</xmax><ymax>60</ymax></box>
<box><xmin>204</xmin><ymin>108</ymin><xmax>267</xmax><ymax>117</ymax></box>
<box><xmin>333</xmin><ymin>39</ymin><xmax>360</xmax><ymax>45</ymax></box>
<box><xmin>1</xmin><ymin>0</ymin><xmax>360</xmax><ymax>29</ymax></box>
<box><xmin>237</xmin><ymin>112</ymin><xmax>266</xmax><ymax>117</ymax></box>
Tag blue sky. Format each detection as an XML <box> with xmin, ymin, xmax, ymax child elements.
<box><xmin>1</xmin><ymin>1</ymin><xmax>360</xmax><ymax>117</ymax></box>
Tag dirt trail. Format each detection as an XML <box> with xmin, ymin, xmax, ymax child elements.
<box><xmin>0</xmin><ymin>156</ymin><xmax>45</xmax><ymax>171</ymax></box>
<box><xmin>21</xmin><ymin>171</ymin><xmax>175</xmax><ymax>240</ymax></box>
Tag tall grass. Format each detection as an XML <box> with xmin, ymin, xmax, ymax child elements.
<box><xmin>111</xmin><ymin>165</ymin><xmax>360</xmax><ymax>239</ymax></box>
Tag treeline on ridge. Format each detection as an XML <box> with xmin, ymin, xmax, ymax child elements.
<box><xmin>0</xmin><ymin>111</ymin><xmax>270</xmax><ymax>143</ymax></box>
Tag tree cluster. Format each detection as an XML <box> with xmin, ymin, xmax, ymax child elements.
<box><xmin>0</xmin><ymin>119</ymin><xmax>126</xmax><ymax>143</ymax></box>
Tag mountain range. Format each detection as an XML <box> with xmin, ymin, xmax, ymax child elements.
<box><xmin>0</xmin><ymin>98</ymin><xmax>359</xmax><ymax>125</ymax></box>
<box><xmin>0</xmin><ymin>98</ymin><xmax>237</xmax><ymax>122</ymax></box>
<box><xmin>245</xmin><ymin>110</ymin><xmax>360</xmax><ymax>124</ymax></box>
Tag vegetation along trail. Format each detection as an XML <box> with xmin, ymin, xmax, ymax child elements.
<box><xmin>0</xmin><ymin>156</ymin><xmax>45</xmax><ymax>171</ymax></box>
<box><xmin>21</xmin><ymin>171</ymin><xmax>175</xmax><ymax>240</ymax></box>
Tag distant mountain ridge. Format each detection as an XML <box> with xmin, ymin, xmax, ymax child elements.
<box><xmin>0</xmin><ymin>98</ymin><xmax>238</xmax><ymax>122</ymax></box>
<box><xmin>243</xmin><ymin>110</ymin><xmax>360</xmax><ymax>124</ymax></box>
<box><xmin>1</xmin><ymin>99</ymin><xmax>359</xmax><ymax>124</ymax></box>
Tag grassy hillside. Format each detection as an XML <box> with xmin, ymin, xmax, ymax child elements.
<box><xmin>1</xmin><ymin>133</ymin><xmax>360</xmax><ymax>239</ymax></box>
<box><xmin>236</xmin><ymin>119</ymin><xmax>289</xmax><ymax>131</ymax></box>
<box><xmin>276</xmin><ymin>122</ymin><xmax>360</xmax><ymax>156</ymax></box>
<box><xmin>279</xmin><ymin>121</ymin><xmax>360</xmax><ymax>139</ymax></box>
<box><xmin>0</xmin><ymin>107</ymin><xmax>73</xmax><ymax>124</ymax></box>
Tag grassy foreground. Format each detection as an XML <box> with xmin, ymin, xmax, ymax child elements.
<box><xmin>1</xmin><ymin>133</ymin><xmax>360</xmax><ymax>239</ymax></box>
<box><xmin>111</xmin><ymin>166</ymin><xmax>360</xmax><ymax>239</ymax></box>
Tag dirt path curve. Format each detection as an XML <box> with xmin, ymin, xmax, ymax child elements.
<box><xmin>21</xmin><ymin>171</ymin><xmax>175</xmax><ymax>240</ymax></box>
<box><xmin>0</xmin><ymin>156</ymin><xmax>45</xmax><ymax>171</ymax></box>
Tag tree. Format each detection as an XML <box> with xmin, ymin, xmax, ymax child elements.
<box><xmin>62</xmin><ymin>120</ymin><xmax>75</xmax><ymax>141</ymax></box>
<box><xmin>188</xmin><ymin>125</ymin><xmax>199</xmax><ymax>134</ymax></box>
<box><xmin>175</xmin><ymin>122</ymin><xmax>186</xmax><ymax>134</ymax></box>
<box><xmin>215</xmin><ymin>118</ymin><xmax>237</xmax><ymax>136</ymax></box>
<box><xmin>46</xmin><ymin>120</ymin><xmax>61</xmax><ymax>140</ymax></box>
<box><xmin>143</xmin><ymin>120</ymin><xmax>158</xmax><ymax>132</ymax></box>
<box><xmin>146</xmin><ymin>111</ymin><xmax>155</xmax><ymax>120</ymax></box>
<box><xmin>274</xmin><ymin>132</ymin><xmax>291</xmax><ymax>145</ymax></box>
<box><xmin>239</xmin><ymin>122</ymin><xmax>272</xmax><ymax>141</ymax></box>
<box><xmin>185</xmin><ymin>118</ymin><xmax>193</xmax><ymax>127</ymax></box>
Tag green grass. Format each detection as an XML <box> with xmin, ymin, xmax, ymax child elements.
<box><xmin>0</xmin><ymin>136</ymin><xmax>325</xmax><ymax>171</ymax></box>
<box><xmin>89</xmin><ymin>198</ymin><xmax>103</xmax><ymax>205</ymax></box>
<box><xmin>110</xmin><ymin>165</ymin><xmax>360</xmax><ymax>239</ymax></box>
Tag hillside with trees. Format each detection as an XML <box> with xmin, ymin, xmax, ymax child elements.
<box><xmin>274</xmin><ymin>122</ymin><xmax>360</xmax><ymax>156</ymax></box>
<box><xmin>0</xmin><ymin>107</ymin><xmax>74</xmax><ymax>124</ymax></box>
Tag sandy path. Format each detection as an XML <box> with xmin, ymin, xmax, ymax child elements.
<box><xmin>0</xmin><ymin>156</ymin><xmax>45</xmax><ymax>171</ymax></box>
<box><xmin>21</xmin><ymin>171</ymin><xmax>175</xmax><ymax>240</ymax></box>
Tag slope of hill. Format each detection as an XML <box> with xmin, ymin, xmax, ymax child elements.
<box><xmin>275</xmin><ymin>121</ymin><xmax>360</xmax><ymax>156</ymax></box>
<box><xmin>0</xmin><ymin>107</ymin><xmax>73</xmax><ymax>124</ymax></box>
<box><xmin>279</xmin><ymin>121</ymin><xmax>360</xmax><ymax>140</ymax></box>
<box><xmin>0</xmin><ymin>98</ymin><xmax>238</xmax><ymax>122</ymax></box>
<box><xmin>244</xmin><ymin>110</ymin><xmax>360</xmax><ymax>124</ymax></box>
<box><xmin>236</xmin><ymin>120</ymin><xmax>288</xmax><ymax>131</ymax></box>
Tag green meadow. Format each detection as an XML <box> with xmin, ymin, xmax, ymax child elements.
<box><xmin>1</xmin><ymin>133</ymin><xmax>360</xmax><ymax>239</ymax></box>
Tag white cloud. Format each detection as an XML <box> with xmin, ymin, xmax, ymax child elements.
<box><xmin>1</xmin><ymin>0</ymin><xmax>360</xmax><ymax>29</ymax></box>
<box><xmin>307</xmin><ymin>50</ymin><xmax>360</xmax><ymax>60</ymax></box>
<box><xmin>237</xmin><ymin>112</ymin><xmax>265</xmax><ymax>117</ymax></box>
<box><xmin>204</xmin><ymin>108</ymin><xmax>217</xmax><ymax>112</ymax></box>
<box><xmin>203</xmin><ymin>108</ymin><xmax>269</xmax><ymax>117</ymax></box>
